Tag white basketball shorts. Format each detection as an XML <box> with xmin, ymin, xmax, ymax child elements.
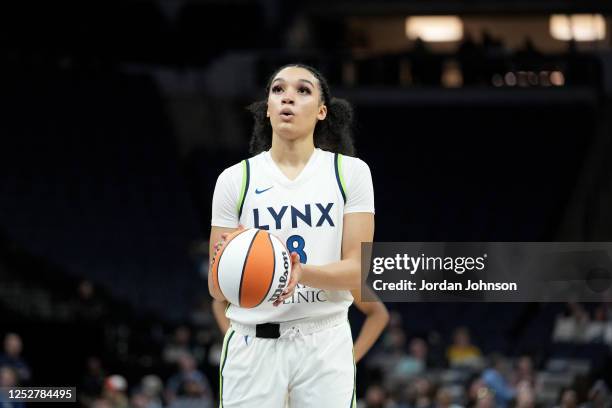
<box><xmin>218</xmin><ymin>311</ymin><xmax>356</xmax><ymax>408</ymax></box>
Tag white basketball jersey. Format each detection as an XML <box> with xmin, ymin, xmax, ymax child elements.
<box><xmin>211</xmin><ymin>148</ymin><xmax>375</xmax><ymax>324</ymax></box>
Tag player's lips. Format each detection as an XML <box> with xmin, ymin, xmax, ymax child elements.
<box><xmin>279</xmin><ymin>108</ymin><xmax>294</xmax><ymax>120</ymax></box>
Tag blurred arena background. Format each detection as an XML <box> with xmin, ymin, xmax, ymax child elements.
<box><xmin>1</xmin><ymin>0</ymin><xmax>612</xmax><ymax>407</ymax></box>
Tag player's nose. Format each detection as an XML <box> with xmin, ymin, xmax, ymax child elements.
<box><xmin>281</xmin><ymin>89</ymin><xmax>295</xmax><ymax>104</ymax></box>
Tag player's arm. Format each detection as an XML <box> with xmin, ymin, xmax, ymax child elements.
<box><xmin>289</xmin><ymin>212</ymin><xmax>374</xmax><ymax>292</ymax></box>
<box><xmin>212</xmin><ymin>299</ymin><xmax>230</xmax><ymax>333</ymax></box>
<box><xmin>209</xmin><ymin>165</ymin><xmax>243</xmax><ymax>301</ymax></box>
<box><xmin>350</xmin><ymin>287</ymin><xmax>389</xmax><ymax>363</ymax></box>
<box><xmin>208</xmin><ymin>226</ymin><xmax>238</xmax><ymax>301</ymax></box>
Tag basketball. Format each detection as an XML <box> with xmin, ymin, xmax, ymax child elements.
<box><xmin>211</xmin><ymin>228</ymin><xmax>292</xmax><ymax>308</ymax></box>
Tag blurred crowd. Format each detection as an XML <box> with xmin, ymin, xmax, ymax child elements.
<box><xmin>357</xmin><ymin>306</ymin><xmax>612</xmax><ymax>408</ymax></box>
<box><xmin>1</xmin><ymin>297</ymin><xmax>611</xmax><ymax>408</ymax></box>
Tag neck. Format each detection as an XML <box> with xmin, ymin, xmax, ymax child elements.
<box><xmin>269</xmin><ymin>133</ymin><xmax>315</xmax><ymax>165</ymax></box>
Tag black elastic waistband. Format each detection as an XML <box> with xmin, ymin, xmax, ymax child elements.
<box><xmin>255</xmin><ymin>323</ymin><xmax>280</xmax><ymax>339</ymax></box>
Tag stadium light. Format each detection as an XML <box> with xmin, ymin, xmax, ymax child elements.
<box><xmin>405</xmin><ymin>16</ymin><xmax>463</xmax><ymax>42</ymax></box>
<box><xmin>550</xmin><ymin>14</ymin><xmax>606</xmax><ymax>41</ymax></box>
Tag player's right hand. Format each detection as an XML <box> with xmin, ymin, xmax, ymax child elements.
<box><xmin>273</xmin><ymin>252</ymin><xmax>301</xmax><ymax>306</ymax></box>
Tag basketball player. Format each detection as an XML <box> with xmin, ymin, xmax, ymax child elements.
<box><xmin>209</xmin><ymin>64</ymin><xmax>377</xmax><ymax>407</ymax></box>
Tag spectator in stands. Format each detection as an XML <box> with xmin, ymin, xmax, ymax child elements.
<box><xmin>473</xmin><ymin>388</ymin><xmax>495</xmax><ymax>408</ymax></box>
<box><xmin>590</xmin><ymin>304</ymin><xmax>612</xmax><ymax>344</ymax></box>
<box><xmin>129</xmin><ymin>375</ymin><xmax>163</xmax><ymax>408</ymax></box>
<box><xmin>130</xmin><ymin>391</ymin><xmax>154</xmax><ymax>408</ymax></box>
<box><xmin>368</xmin><ymin>327</ymin><xmax>409</xmax><ymax>376</ymax></box>
<box><xmin>170</xmin><ymin>377</ymin><xmax>213</xmax><ymax>408</ymax></box>
<box><xmin>90</xmin><ymin>398</ymin><xmax>113</xmax><ymax>408</ymax></box>
<box><xmin>0</xmin><ymin>333</ymin><xmax>31</xmax><ymax>383</ymax></box>
<box><xmin>375</xmin><ymin>310</ymin><xmax>403</xmax><ymax>350</ymax></box>
<box><xmin>584</xmin><ymin>379</ymin><xmax>610</xmax><ymax>408</ymax></box>
<box><xmin>165</xmin><ymin>353</ymin><xmax>213</xmax><ymax>407</ymax></box>
<box><xmin>602</xmin><ymin>297</ymin><xmax>612</xmax><ymax>322</ymax></box>
<box><xmin>406</xmin><ymin>376</ymin><xmax>434</xmax><ymax>408</ymax></box>
<box><xmin>516</xmin><ymin>38</ymin><xmax>541</xmax><ymax>61</ymax></box>
<box><xmin>102</xmin><ymin>374</ymin><xmax>129</xmax><ymax>408</ymax></box>
<box><xmin>358</xmin><ymin>384</ymin><xmax>390</xmax><ymax>408</ymax></box>
<box><xmin>593</xmin><ymin>304</ymin><xmax>609</xmax><ymax>322</ymax></box>
<box><xmin>163</xmin><ymin>326</ymin><xmax>204</xmax><ymax>365</ymax></box>
<box><xmin>457</xmin><ymin>32</ymin><xmax>484</xmax><ymax>86</ymax></box>
<box><xmin>79</xmin><ymin>356</ymin><xmax>106</xmax><ymax>407</ymax></box>
<box><xmin>481</xmin><ymin>354</ymin><xmax>516</xmax><ymax>408</ymax></box>
<box><xmin>446</xmin><ymin>327</ymin><xmax>483</xmax><ymax>368</ymax></box>
<box><xmin>426</xmin><ymin>331</ymin><xmax>448</xmax><ymax>369</ymax></box>
<box><xmin>511</xmin><ymin>355</ymin><xmax>536</xmax><ymax>387</ymax></box>
<box><xmin>191</xmin><ymin>297</ymin><xmax>215</xmax><ymax>329</ymax></box>
<box><xmin>435</xmin><ymin>386</ymin><xmax>463</xmax><ymax>408</ymax></box>
<box><xmin>190</xmin><ymin>298</ymin><xmax>217</xmax><ymax>359</ymax></box>
<box><xmin>410</xmin><ymin>38</ymin><xmax>442</xmax><ymax>86</ymax></box>
<box><xmin>465</xmin><ymin>376</ymin><xmax>489</xmax><ymax>408</ymax></box>
<box><xmin>389</xmin><ymin>337</ymin><xmax>428</xmax><ymax>380</ymax></box>
<box><xmin>553</xmin><ymin>302</ymin><xmax>591</xmax><ymax>342</ymax></box>
<box><xmin>0</xmin><ymin>366</ymin><xmax>24</xmax><ymax>408</ymax></box>
<box><xmin>74</xmin><ymin>280</ymin><xmax>106</xmax><ymax>320</ymax></box>
<box><xmin>140</xmin><ymin>374</ymin><xmax>164</xmax><ymax>408</ymax></box>
<box><xmin>479</xmin><ymin>30</ymin><xmax>508</xmax><ymax>82</ymax></box>
<box><xmin>388</xmin><ymin>310</ymin><xmax>404</xmax><ymax>330</ymax></box>
<box><xmin>554</xmin><ymin>388</ymin><xmax>578</xmax><ymax>408</ymax></box>
<box><xmin>481</xmin><ymin>30</ymin><xmax>506</xmax><ymax>56</ymax></box>
<box><xmin>514</xmin><ymin>380</ymin><xmax>536</xmax><ymax>408</ymax></box>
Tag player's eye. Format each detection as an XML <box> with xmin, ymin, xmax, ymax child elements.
<box><xmin>298</xmin><ymin>86</ymin><xmax>311</xmax><ymax>94</ymax></box>
<box><xmin>271</xmin><ymin>85</ymin><xmax>283</xmax><ymax>93</ymax></box>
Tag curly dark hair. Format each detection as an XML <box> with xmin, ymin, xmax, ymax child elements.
<box><xmin>247</xmin><ymin>63</ymin><xmax>356</xmax><ymax>156</ymax></box>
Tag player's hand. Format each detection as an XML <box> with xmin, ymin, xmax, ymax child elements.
<box><xmin>211</xmin><ymin>225</ymin><xmax>245</xmax><ymax>266</ymax></box>
<box><xmin>220</xmin><ymin>224</ymin><xmax>245</xmax><ymax>242</ymax></box>
<box><xmin>273</xmin><ymin>252</ymin><xmax>301</xmax><ymax>306</ymax></box>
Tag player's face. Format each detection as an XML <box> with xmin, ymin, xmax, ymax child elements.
<box><xmin>267</xmin><ymin>67</ymin><xmax>327</xmax><ymax>140</ymax></box>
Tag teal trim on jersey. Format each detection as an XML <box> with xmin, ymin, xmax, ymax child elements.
<box><xmin>219</xmin><ymin>329</ymin><xmax>235</xmax><ymax>408</ymax></box>
<box><xmin>351</xmin><ymin>354</ymin><xmax>356</xmax><ymax>408</ymax></box>
<box><xmin>350</xmin><ymin>318</ymin><xmax>357</xmax><ymax>408</ymax></box>
<box><xmin>237</xmin><ymin>160</ymin><xmax>250</xmax><ymax>218</ymax></box>
<box><xmin>335</xmin><ymin>153</ymin><xmax>347</xmax><ymax>204</ymax></box>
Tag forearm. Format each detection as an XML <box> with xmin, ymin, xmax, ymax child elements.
<box><xmin>209</xmin><ymin>226</ymin><xmax>236</xmax><ymax>301</ymax></box>
<box><xmin>212</xmin><ymin>299</ymin><xmax>230</xmax><ymax>333</ymax></box>
<box><xmin>208</xmin><ymin>266</ymin><xmax>226</xmax><ymax>301</ymax></box>
<box><xmin>353</xmin><ymin>315</ymin><xmax>388</xmax><ymax>363</ymax></box>
<box><xmin>300</xmin><ymin>258</ymin><xmax>361</xmax><ymax>291</ymax></box>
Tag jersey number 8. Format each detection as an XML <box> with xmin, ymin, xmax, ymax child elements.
<box><xmin>286</xmin><ymin>235</ymin><xmax>307</xmax><ymax>264</ymax></box>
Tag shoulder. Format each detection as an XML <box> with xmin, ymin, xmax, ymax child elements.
<box><xmin>337</xmin><ymin>154</ymin><xmax>372</xmax><ymax>185</ymax></box>
<box><xmin>219</xmin><ymin>160</ymin><xmax>242</xmax><ymax>179</ymax></box>
<box><xmin>319</xmin><ymin>149</ymin><xmax>371</xmax><ymax>174</ymax></box>
<box><xmin>340</xmin><ymin>154</ymin><xmax>371</xmax><ymax>173</ymax></box>
<box><xmin>213</xmin><ymin>162</ymin><xmax>241</xmax><ymax>194</ymax></box>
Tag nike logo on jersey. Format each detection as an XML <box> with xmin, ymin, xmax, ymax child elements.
<box><xmin>253</xmin><ymin>203</ymin><xmax>335</xmax><ymax>230</ymax></box>
<box><xmin>255</xmin><ymin>186</ymin><xmax>274</xmax><ymax>194</ymax></box>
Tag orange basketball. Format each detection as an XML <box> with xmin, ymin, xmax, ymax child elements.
<box><xmin>211</xmin><ymin>228</ymin><xmax>292</xmax><ymax>308</ymax></box>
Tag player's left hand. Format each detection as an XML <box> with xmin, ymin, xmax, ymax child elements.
<box><xmin>211</xmin><ymin>225</ymin><xmax>246</xmax><ymax>266</ymax></box>
<box><xmin>273</xmin><ymin>252</ymin><xmax>302</xmax><ymax>306</ymax></box>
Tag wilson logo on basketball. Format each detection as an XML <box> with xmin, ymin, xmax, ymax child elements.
<box><xmin>268</xmin><ymin>250</ymin><xmax>290</xmax><ymax>302</ymax></box>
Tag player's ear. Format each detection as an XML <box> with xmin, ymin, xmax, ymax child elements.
<box><xmin>317</xmin><ymin>104</ymin><xmax>327</xmax><ymax>121</ymax></box>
